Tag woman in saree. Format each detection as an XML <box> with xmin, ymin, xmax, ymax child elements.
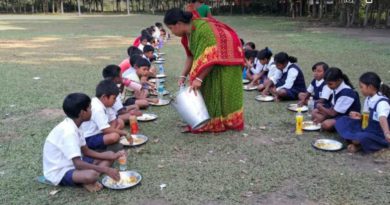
<box><xmin>164</xmin><ymin>8</ymin><xmax>245</xmax><ymax>133</ymax></box>
<box><xmin>186</xmin><ymin>0</ymin><xmax>212</xmax><ymax>18</ymax></box>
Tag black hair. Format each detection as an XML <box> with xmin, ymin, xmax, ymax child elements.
<box><xmin>63</xmin><ymin>93</ymin><xmax>91</xmax><ymax>119</ymax></box>
<box><xmin>130</xmin><ymin>54</ymin><xmax>142</xmax><ymax>67</ymax></box>
<box><xmin>311</xmin><ymin>62</ymin><xmax>329</xmax><ymax>72</ymax></box>
<box><xmin>245</xmin><ymin>42</ymin><xmax>256</xmax><ymax>50</ymax></box>
<box><xmin>146</xmin><ymin>27</ymin><xmax>154</xmax><ymax>35</ymax></box>
<box><xmin>240</xmin><ymin>38</ymin><xmax>245</xmax><ymax>46</ymax></box>
<box><xmin>95</xmin><ymin>79</ymin><xmax>119</xmax><ymax>98</ymax></box>
<box><xmin>127</xmin><ymin>46</ymin><xmax>142</xmax><ymax>57</ymax></box>
<box><xmin>359</xmin><ymin>72</ymin><xmax>390</xmax><ymax>98</ymax></box>
<box><xmin>102</xmin><ymin>64</ymin><xmax>121</xmax><ymax>79</ymax></box>
<box><xmin>257</xmin><ymin>47</ymin><xmax>273</xmax><ymax>60</ymax></box>
<box><xmin>141</xmin><ymin>35</ymin><xmax>149</xmax><ymax>41</ymax></box>
<box><xmin>141</xmin><ymin>29</ymin><xmax>149</xmax><ymax>36</ymax></box>
<box><xmin>274</xmin><ymin>52</ymin><xmax>298</xmax><ymax>64</ymax></box>
<box><xmin>155</xmin><ymin>22</ymin><xmax>163</xmax><ymax>28</ymax></box>
<box><xmin>324</xmin><ymin>67</ymin><xmax>354</xmax><ymax>89</ymax></box>
<box><xmin>164</xmin><ymin>8</ymin><xmax>193</xmax><ymax>25</ymax></box>
<box><xmin>143</xmin><ymin>45</ymin><xmax>154</xmax><ymax>53</ymax></box>
<box><xmin>244</xmin><ymin>50</ymin><xmax>258</xmax><ymax>60</ymax></box>
<box><xmin>135</xmin><ymin>57</ymin><xmax>151</xmax><ymax>68</ymax></box>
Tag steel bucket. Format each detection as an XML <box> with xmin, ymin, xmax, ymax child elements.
<box><xmin>171</xmin><ymin>87</ymin><xmax>210</xmax><ymax>130</ymax></box>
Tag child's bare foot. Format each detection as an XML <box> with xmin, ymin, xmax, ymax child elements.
<box><xmin>83</xmin><ymin>182</ymin><xmax>103</xmax><ymax>192</ymax></box>
<box><xmin>347</xmin><ymin>144</ymin><xmax>361</xmax><ymax>153</ymax></box>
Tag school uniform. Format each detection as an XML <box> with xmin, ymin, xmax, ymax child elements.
<box><xmin>307</xmin><ymin>79</ymin><xmax>332</xmax><ymax>101</ymax></box>
<box><xmin>335</xmin><ymin>94</ymin><xmax>390</xmax><ymax>153</ymax></box>
<box><xmin>266</xmin><ymin>58</ymin><xmax>282</xmax><ymax>85</ymax></box>
<box><xmin>43</xmin><ymin>118</ymin><xmax>94</xmax><ymax>186</ymax></box>
<box><xmin>275</xmin><ymin>62</ymin><xmax>306</xmax><ymax>100</ymax></box>
<box><xmin>328</xmin><ymin>81</ymin><xmax>361</xmax><ymax>117</ymax></box>
<box><xmin>80</xmin><ymin>97</ymin><xmax>116</xmax><ymax>150</ymax></box>
<box><xmin>112</xmin><ymin>94</ymin><xmax>124</xmax><ymax>115</ymax></box>
<box><xmin>250</xmin><ymin>58</ymin><xmax>268</xmax><ymax>83</ymax></box>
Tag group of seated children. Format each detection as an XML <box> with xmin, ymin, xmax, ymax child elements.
<box><xmin>42</xmin><ymin>23</ymin><xmax>168</xmax><ymax>192</ymax></box>
<box><xmin>241</xmin><ymin>40</ymin><xmax>390</xmax><ymax>154</ymax></box>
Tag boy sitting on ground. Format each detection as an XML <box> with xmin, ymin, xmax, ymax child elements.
<box><xmin>102</xmin><ymin>64</ymin><xmax>143</xmax><ymax>121</ymax></box>
<box><xmin>43</xmin><ymin>93</ymin><xmax>125</xmax><ymax>192</ymax></box>
<box><xmin>81</xmin><ymin>80</ymin><xmax>130</xmax><ymax>150</ymax></box>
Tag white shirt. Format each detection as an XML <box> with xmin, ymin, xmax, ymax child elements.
<box><xmin>112</xmin><ymin>94</ymin><xmax>124</xmax><ymax>113</ymax></box>
<box><xmin>250</xmin><ymin>58</ymin><xmax>265</xmax><ymax>74</ymax></box>
<box><xmin>81</xmin><ymin>97</ymin><xmax>115</xmax><ymax>138</ymax></box>
<box><xmin>153</xmin><ymin>26</ymin><xmax>161</xmax><ymax>39</ymax></box>
<box><xmin>307</xmin><ymin>79</ymin><xmax>332</xmax><ymax>100</ymax></box>
<box><xmin>332</xmin><ymin>81</ymin><xmax>355</xmax><ymax>114</ymax></box>
<box><xmin>266</xmin><ymin>58</ymin><xmax>282</xmax><ymax>84</ymax></box>
<box><xmin>363</xmin><ymin>94</ymin><xmax>390</xmax><ymax>121</ymax></box>
<box><xmin>276</xmin><ymin>62</ymin><xmax>298</xmax><ymax>91</ymax></box>
<box><xmin>138</xmin><ymin>44</ymin><xmax>144</xmax><ymax>52</ymax></box>
<box><xmin>43</xmin><ymin>118</ymin><xmax>86</xmax><ymax>185</ymax></box>
<box><xmin>122</xmin><ymin>67</ymin><xmax>140</xmax><ymax>83</ymax></box>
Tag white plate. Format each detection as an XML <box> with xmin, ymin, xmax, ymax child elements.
<box><xmin>255</xmin><ymin>95</ymin><xmax>274</xmax><ymax>102</ymax></box>
<box><xmin>157</xmin><ymin>58</ymin><xmax>165</xmax><ymax>61</ymax></box>
<box><xmin>150</xmin><ymin>90</ymin><xmax>170</xmax><ymax>96</ymax></box>
<box><xmin>154</xmin><ymin>60</ymin><xmax>164</xmax><ymax>64</ymax></box>
<box><xmin>302</xmin><ymin>121</ymin><xmax>321</xmax><ymax>131</ymax></box>
<box><xmin>149</xmin><ymin>99</ymin><xmax>170</xmax><ymax>106</ymax></box>
<box><xmin>137</xmin><ymin>113</ymin><xmax>158</xmax><ymax>122</ymax></box>
<box><xmin>156</xmin><ymin>74</ymin><xmax>167</xmax><ymax>78</ymax></box>
<box><xmin>242</xmin><ymin>79</ymin><xmax>250</xmax><ymax>84</ymax></box>
<box><xmin>158</xmin><ymin>52</ymin><xmax>165</xmax><ymax>56</ymax></box>
<box><xmin>312</xmin><ymin>139</ymin><xmax>344</xmax><ymax>151</ymax></box>
<box><xmin>120</xmin><ymin>134</ymin><xmax>148</xmax><ymax>146</ymax></box>
<box><xmin>148</xmin><ymin>78</ymin><xmax>165</xmax><ymax>83</ymax></box>
<box><xmin>101</xmin><ymin>171</ymin><xmax>142</xmax><ymax>190</ymax></box>
<box><xmin>288</xmin><ymin>104</ymin><xmax>308</xmax><ymax>112</ymax></box>
<box><xmin>243</xmin><ymin>85</ymin><xmax>257</xmax><ymax>91</ymax></box>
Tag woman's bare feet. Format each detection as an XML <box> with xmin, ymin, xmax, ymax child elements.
<box><xmin>83</xmin><ymin>182</ymin><xmax>103</xmax><ymax>192</ymax></box>
<box><xmin>347</xmin><ymin>144</ymin><xmax>361</xmax><ymax>153</ymax></box>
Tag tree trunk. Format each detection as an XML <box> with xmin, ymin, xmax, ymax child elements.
<box><xmin>101</xmin><ymin>0</ymin><xmax>104</xmax><ymax>12</ymax></box>
<box><xmin>319</xmin><ymin>0</ymin><xmax>323</xmax><ymax>19</ymax></box>
<box><xmin>230</xmin><ymin>0</ymin><xmax>233</xmax><ymax>15</ymax></box>
<box><xmin>375</xmin><ymin>2</ymin><xmax>383</xmax><ymax>27</ymax></box>
<box><xmin>77</xmin><ymin>0</ymin><xmax>81</xmax><ymax>15</ymax></box>
<box><xmin>307</xmin><ymin>0</ymin><xmax>311</xmax><ymax>17</ymax></box>
<box><xmin>312</xmin><ymin>0</ymin><xmax>316</xmax><ymax>18</ymax></box>
<box><xmin>363</xmin><ymin>3</ymin><xmax>370</xmax><ymax>27</ymax></box>
<box><xmin>290</xmin><ymin>0</ymin><xmax>295</xmax><ymax>18</ymax></box>
<box><xmin>52</xmin><ymin>0</ymin><xmax>55</xmax><ymax>13</ymax></box>
<box><xmin>60</xmin><ymin>0</ymin><xmax>63</xmax><ymax>13</ymax></box>
<box><xmin>240</xmin><ymin>0</ymin><xmax>244</xmax><ymax>15</ymax></box>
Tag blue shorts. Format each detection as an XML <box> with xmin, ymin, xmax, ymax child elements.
<box><xmin>85</xmin><ymin>133</ymin><xmax>106</xmax><ymax>150</ymax></box>
<box><xmin>59</xmin><ymin>157</ymin><xmax>94</xmax><ymax>186</ymax></box>
<box><xmin>278</xmin><ymin>88</ymin><xmax>300</xmax><ymax>100</ymax></box>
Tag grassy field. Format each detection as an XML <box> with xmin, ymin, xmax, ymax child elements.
<box><xmin>0</xmin><ymin>14</ymin><xmax>389</xmax><ymax>205</ymax></box>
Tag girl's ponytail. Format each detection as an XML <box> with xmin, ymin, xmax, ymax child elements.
<box><xmin>342</xmin><ymin>74</ymin><xmax>354</xmax><ymax>89</ymax></box>
<box><xmin>380</xmin><ymin>82</ymin><xmax>390</xmax><ymax>98</ymax></box>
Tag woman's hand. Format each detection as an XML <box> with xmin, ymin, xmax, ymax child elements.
<box><xmin>349</xmin><ymin>111</ymin><xmax>362</xmax><ymax>120</ymax></box>
<box><xmin>178</xmin><ymin>76</ymin><xmax>186</xmax><ymax>87</ymax></box>
<box><xmin>189</xmin><ymin>79</ymin><xmax>202</xmax><ymax>96</ymax></box>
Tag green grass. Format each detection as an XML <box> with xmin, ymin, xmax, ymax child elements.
<box><xmin>0</xmin><ymin>14</ymin><xmax>390</xmax><ymax>205</ymax></box>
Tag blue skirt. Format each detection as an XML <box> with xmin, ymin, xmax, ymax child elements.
<box><xmin>335</xmin><ymin>116</ymin><xmax>389</xmax><ymax>153</ymax></box>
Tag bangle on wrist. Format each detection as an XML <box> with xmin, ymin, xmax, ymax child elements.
<box><xmin>196</xmin><ymin>77</ymin><xmax>203</xmax><ymax>83</ymax></box>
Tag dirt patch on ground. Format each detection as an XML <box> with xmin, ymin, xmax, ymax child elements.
<box><xmin>247</xmin><ymin>179</ymin><xmax>318</xmax><ymax>205</ymax></box>
<box><xmin>304</xmin><ymin>27</ymin><xmax>390</xmax><ymax>44</ymax></box>
<box><xmin>83</xmin><ymin>36</ymin><xmax>131</xmax><ymax>49</ymax></box>
<box><xmin>1</xmin><ymin>108</ymin><xmax>64</xmax><ymax>125</ymax></box>
<box><xmin>136</xmin><ymin>199</ymin><xmax>171</xmax><ymax>205</ymax></box>
<box><xmin>35</xmin><ymin>108</ymin><xmax>64</xmax><ymax>119</ymax></box>
<box><xmin>0</xmin><ymin>22</ymin><xmax>25</xmax><ymax>31</ymax></box>
<box><xmin>0</xmin><ymin>131</ymin><xmax>20</xmax><ymax>143</ymax></box>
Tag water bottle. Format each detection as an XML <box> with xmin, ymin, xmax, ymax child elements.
<box><xmin>295</xmin><ymin>108</ymin><xmax>303</xmax><ymax>135</ymax></box>
<box><xmin>159</xmin><ymin>64</ymin><xmax>165</xmax><ymax>75</ymax></box>
<box><xmin>308</xmin><ymin>96</ymin><xmax>314</xmax><ymax>116</ymax></box>
<box><xmin>158</xmin><ymin>81</ymin><xmax>164</xmax><ymax>100</ymax></box>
